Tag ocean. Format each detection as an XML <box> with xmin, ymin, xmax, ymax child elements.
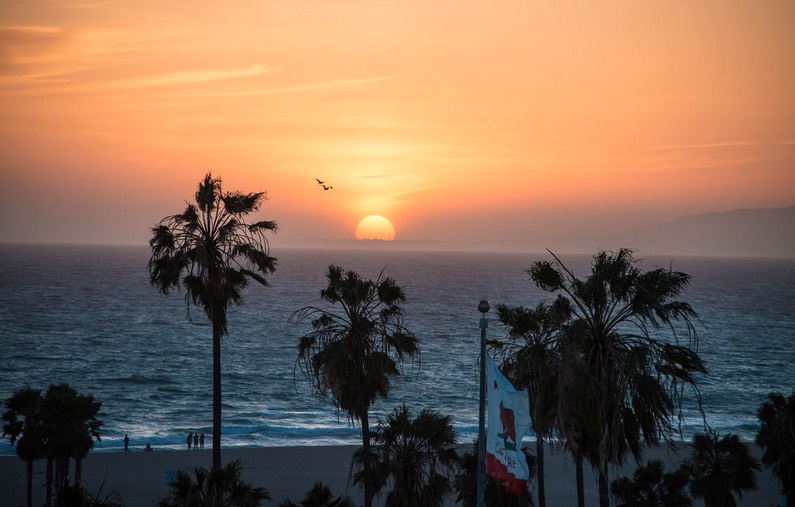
<box><xmin>1</xmin><ymin>244</ymin><xmax>793</xmax><ymax>455</ymax></box>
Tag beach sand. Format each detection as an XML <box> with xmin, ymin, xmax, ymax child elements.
<box><xmin>0</xmin><ymin>444</ymin><xmax>784</xmax><ymax>506</ymax></box>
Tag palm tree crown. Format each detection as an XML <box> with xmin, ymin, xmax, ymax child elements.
<box><xmin>756</xmin><ymin>391</ymin><xmax>795</xmax><ymax>501</ymax></box>
<box><xmin>610</xmin><ymin>459</ymin><xmax>692</xmax><ymax>507</ymax></box>
<box><xmin>149</xmin><ymin>173</ymin><xmax>277</xmax><ymax>468</ymax></box>
<box><xmin>159</xmin><ymin>460</ymin><xmax>270</xmax><ymax>507</ymax></box>
<box><xmin>353</xmin><ymin>404</ymin><xmax>458</xmax><ymax>507</ymax></box>
<box><xmin>684</xmin><ymin>431</ymin><xmax>759</xmax><ymax>507</ymax></box>
<box><xmin>294</xmin><ymin>265</ymin><xmax>419</xmax><ymax>507</ymax></box>
<box><xmin>529</xmin><ymin>249</ymin><xmax>706</xmax><ymax>507</ymax></box>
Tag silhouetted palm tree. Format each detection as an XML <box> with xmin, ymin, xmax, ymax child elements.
<box><xmin>683</xmin><ymin>432</ymin><xmax>759</xmax><ymax>507</ymax></box>
<box><xmin>159</xmin><ymin>460</ymin><xmax>270</xmax><ymax>507</ymax></box>
<box><xmin>3</xmin><ymin>387</ymin><xmax>45</xmax><ymax>507</ymax></box>
<box><xmin>352</xmin><ymin>404</ymin><xmax>457</xmax><ymax>507</ymax></box>
<box><xmin>277</xmin><ymin>482</ymin><xmax>355</xmax><ymax>507</ymax></box>
<box><xmin>496</xmin><ymin>297</ymin><xmax>571</xmax><ymax>507</ymax></box>
<box><xmin>756</xmin><ymin>391</ymin><xmax>795</xmax><ymax>503</ymax></box>
<box><xmin>529</xmin><ymin>249</ymin><xmax>706</xmax><ymax>507</ymax></box>
<box><xmin>294</xmin><ymin>265</ymin><xmax>419</xmax><ymax>507</ymax></box>
<box><xmin>54</xmin><ymin>481</ymin><xmax>123</xmax><ymax>507</ymax></box>
<box><xmin>610</xmin><ymin>459</ymin><xmax>691</xmax><ymax>507</ymax></box>
<box><xmin>453</xmin><ymin>439</ymin><xmax>535</xmax><ymax>507</ymax></box>
<box><xmin>41</xmin><ymin>384</ymin><xmax>103</xmax><ymax>489</ymax></box>
<box><xmin>149</xmin><ymin>173</ymin><xmax>277</xmax><ymax>469</ymax></box>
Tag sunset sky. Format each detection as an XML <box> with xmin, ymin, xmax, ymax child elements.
<box><xmin>2</xmin><ymin>1</ymin><xmax>794</xmax><ymax>251</ymax></box>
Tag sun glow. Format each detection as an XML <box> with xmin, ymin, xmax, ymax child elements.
<box><xmin>355</xmin><ymin>215</ymin><xmax>396</xmax><ymax>241</ymax></box>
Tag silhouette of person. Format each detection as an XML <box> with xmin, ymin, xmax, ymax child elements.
<box><xmin>194</xmin><ymin>433</ymin><xmax>199</xmax><ymax>449</ymax></box>
<box><xmin>199</xmin><ymin>433</ymin><xmax>205</xmax><ymax>449</ymax></box>
<box><xmin>123</xmin><ymin>434</ymin><xmax>129</xmax><ymax>453</ymax></box>
<box><xmin>144</xmin><ymin>443</ymin><xmax>152</xmax><ymax>452</ymax></box>
<box><xmin>187</xmin><ymin>432</ymin><xmax>193</xmax><ymax>450</ymax></box>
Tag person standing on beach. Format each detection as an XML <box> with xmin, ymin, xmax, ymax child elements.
<box><xmin>187</xmin><ymin>432</ymin><xmax>192</xmax><ymax>450</ymax></box>
<box><xmin>200</xmin><ymin>433</ymin><xmax>204</xmax><ymax>448</ymax></box>
<box><xmin>194</xmin><ymin>433</ymin><xmax>199</xmax><ymax>449</ymax></box>
<box><xmin>123</xmin><ymin>434</ymin><xmax>129</xmax><ymax>453</ymax></box>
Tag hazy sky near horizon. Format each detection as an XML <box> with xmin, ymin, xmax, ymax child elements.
<box><xmin>1</xmin><ymin>1</ymin><xmax>794</xmax><ymax>250</ymax></box>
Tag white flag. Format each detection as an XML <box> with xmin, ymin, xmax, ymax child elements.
<box><xmin>485</xmin><ymin>353</ymin><xmax>532</xmax><ymax>495</ymax></box>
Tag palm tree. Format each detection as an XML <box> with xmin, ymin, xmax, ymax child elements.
<box><xmin>756</xmin><ymin>391</ymin><xmax>795</xmax><ymax>502</ymax></box>
<box><xmin>53</xmin><ymin>481</ymin><xmax>123</xmax><ymax>507</ymax></box>
<box><xmin>149</xmin><ymin>173</ymin><xmax>277</xmax><ymax>469</ymax></box>
<box><xmin>683</xmin><ymin>432</ymin><xmax>759</xmax><ymax>507</ymax></box>
<box><xmin>277</xmin><ymin>482</ymin><xmax>355</xmax><ymax>507</ymax></box>
<box><xmin>529</xmin><ymin>249</ymin><xmax>706</xmax><ymax>507</ymax></box>
<box><xmin>294</xmin><ymin>265</ymin><xmax>419</xmax><ymax>507</ymax></box>
<box><xmin>159</xmin><ymin>460</ymin><xmax>270</xmax><ymax>507</ymax></box>
<box><xmin>453</xmin><ymin>439</ymin><xmax>535</xmax><ymax>507</ymax></box>
<box><xmin>3</xmin><ymin>387</ymin><xmax>45</xmax><ymax>507</ymax></box>
<box><xmin>352</xmin><ymin>404</ymin><xmax>457</xmax><ymax>507</ymax></box>
<box><xmin>41</xmin><ymin>384</ymin><xmax>102</xmax><ymax>489</ymax></box>
<box><xmin>69</xmin><ymin>390</ymin><xmax>103</xmax><ymax>482</ymax></box>
<box><xmin>610</xmin><ymin>459</ymin><xmax>691</xmax><ymax>507</ymax></box>
<box><xmin>496</xmin><ymin>297</ymin><xmax>571</xmax><ymax>507</ymax></box>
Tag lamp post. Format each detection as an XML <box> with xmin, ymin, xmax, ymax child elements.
<box><xmin>477</xmin><ymin>299</ymin><xmax>490</xmax><ymax>507</ymax></box>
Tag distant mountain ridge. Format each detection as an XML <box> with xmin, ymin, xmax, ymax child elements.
<box><xmin>621</xmin><ymin>205</ymin><xmax>795</xmax><ymax>258</ymax></box>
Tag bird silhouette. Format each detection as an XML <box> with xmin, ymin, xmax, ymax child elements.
<box><xmin>321</xmin><ymin>184</ymin><xmax>333</xmax><ymax>191</ymax></box>
<box><xmin>315</xmin><ymin>178</ymin><xmax>325</xmax><ymax>184</ymax></box>
<box><xmin>315</xmin><ymin>178</ymin><xmax>333</xmax><ymax>190</ymax></box>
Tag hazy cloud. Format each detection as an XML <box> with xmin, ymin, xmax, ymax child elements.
<box><xmin>105</xmin><ymin>64</ymin><xmax>281</xmax><ymax>89</ymax></box>
<box><xmin>174</xmin><ymin>74</ymin><xmax>409</xmax><ymax>97</ymax></box>
<box><xmin>652</xmin><ymin>141</ymin><xmax>755</xmax><ymax>150</ymax></box>
<box><xmin>0</xmin><ymin>26</ymin><xmax>70</xmax><ymax>73</ymax></box>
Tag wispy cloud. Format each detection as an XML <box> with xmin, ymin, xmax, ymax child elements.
<box><xmin>0</xmin><ymin>26</ymin><xmax>70</xmax><ymax>73</ymax></box>
<box><xmin>0</xmin><ymin>25</ymin><xmax>128</xmax><ymax>86</ymax></box>
<box><xmin>174</xmin><ymin>74</ymin><xmax>409</xmax><ymax>97</ymax></box>
<box><xmin>105</xmin><ymin>64</ymin><xmax>281</xmax><ymax>89</ymax></box>
<box><xmin>652</xmin><ymin>141</ymin><xmax>755</xmax><ymax>150</ymax></box>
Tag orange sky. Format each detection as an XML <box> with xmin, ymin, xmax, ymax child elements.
<box><xmin>1</xmin><ymin>1</ymin><xmax>794</xmax><ymax>251</ymax></box>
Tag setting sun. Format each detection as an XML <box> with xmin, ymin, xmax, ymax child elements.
<box><xmin>355</xmin><ymin>215</ymin><xmax>395</xmax><ymax>241</ymax></box>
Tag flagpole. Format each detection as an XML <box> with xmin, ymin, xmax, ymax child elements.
<box><xmin>477</xmin><ymin>299</ymin><xmax>490</xmax><ymax>507</ymax></box>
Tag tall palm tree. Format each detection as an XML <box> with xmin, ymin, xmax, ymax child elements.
<box><xmin>756</xmin><ymin>391</ymin><xmax>795</xmax><ymax>502</ymax></box>
<box><xmin>683</xmin><ymin>432</ymin><xmax>759</xmax><ymax>507</ymax></box>
<box><xmin>496</xmin><ymin>297</ymin><xmax>571</xmax><ymax>507</ymax></box>
<box><xmin>610</xmin><ymin>459</ymin><xmax>692</xmax><ymax>507</ymax></box>
<box><xmin>159</xmin><ymin>460</ymin><xmax>270</xmax><ymax>507</ymax></box>
<box><xmin>352</xmin><ymin>404</ymin><xmax>457</xmax><ymax>507</ymax></box>
<box><xmin>3</xmin><ymin>387</ymin><xmax>45</xmax><ymax>507</ymax></box>
<box><xmin>68</xmin><ymin>391</ymin><xmax>103</xmax><ymax>482</ymax></box>
<box><xmin>149</xmin><ymin>173</ymin><xmax>277</xmax><ymax>469</ymax></box>
<box><xmin>529</xmin><ymin>249</ymin><xmax>706</xmax><ymax>507</ymax></box>
<box><xmin>41</xmin><ymin>384</ymin><xmax>102</xmax><ymax>488</ymax></box>
<box><xmin>294</xmin><ymin>265</ymin><xmax>419</xmax><ymax>507</ymax></box>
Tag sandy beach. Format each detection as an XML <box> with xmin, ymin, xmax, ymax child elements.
<box><xmin>0</xmin><ymin>443</ymin><xmax>784</xmax><ymax>507</ymax></box>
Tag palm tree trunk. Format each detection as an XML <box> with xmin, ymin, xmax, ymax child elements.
<box><xmin>598</xmin><ymin>465</ymin><xmax>609</xmax><ymax>507</ymax></box>
<box><xmin>575</xmin><ymin>454</ymin><xmax>584</xmax><ymax>507</ymax></box>
<box><xmin>26</xmin><ymin>459</ymin><xmax>33</xmax><ymax>507</ymax></box>
<box><xmin>212</xmin><ymin>318</ymin><xmax>223</xmax><ymax>470</ymax></box>
<box><xmin>56</xmin><ymin>455</ymin><xmax>70</xmax><ymax>485</ymax></box>
<box><xmin>75</xmin><ymin>457</ymin><xmax>82</xmax><ymax>482</ymax></box>
<box><xmin>361</xmin><ymin>410</ymin><xmax>373</xmax><ymax>507</ymax></box>
<box><xmin>46</xmin><ymin>456</ymin><xmax>53</xmax><ymax>507</ymax></box>
<box><xmin>536</xmin><ymin>438</ymin><xmax>546</xmax><ymax>507</ymax></box>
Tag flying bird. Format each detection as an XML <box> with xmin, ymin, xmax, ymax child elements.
<box><xmin>315</xmin><ymin>178</ymin><xmax>333</xmax><ymax>190</ymax></box>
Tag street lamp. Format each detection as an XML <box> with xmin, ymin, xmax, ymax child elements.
<box><xmin>477</xmin><ymin>299</ymin><xmax>489</xmax><ymax>507</ymax></box>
